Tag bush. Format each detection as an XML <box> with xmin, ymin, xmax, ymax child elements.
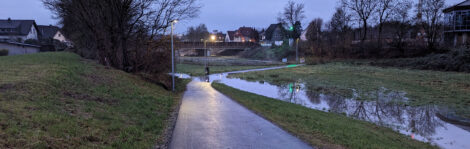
<box><xmin>0</xmin><ymin>49</ymin><xmax>8</xmax><ymax>56</ymax></box>
<box><xmin>24</xmin><ymin>39</ymin><xmax>40</xmax><ymax>45</ymax></box>
<box><xmin>371</xmin><ymin>48</ymin><xmax>470</xmax><ymax>72</ymax></box>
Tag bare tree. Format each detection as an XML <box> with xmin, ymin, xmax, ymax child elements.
<box><xmin>328</xmin><ymin>7</ymin><xmax>352</xmax><ymax>57</ymax></box>
<box><xmin>391</xmin><ymin>0</ymin><xmax>413</xmax><ymax>53</ymax></box>
<box><xmin>306</xmin><ymin>18</ymin><xmax>323</xmax><ymax>42</ymax></box>
<box><xmin>277</xmin><ymin>0</ymin><xmax>306</xmax><ymax>30</ymax></box>
<box><xmin>419</xmin><ymin>0</ymin><xmax>445</xmax><ymax>50</ymax></box>
<box><xmin>148</xmin><ymin>0</ymin><xmax>201</xmax><ymax>40</ymax></box>
<box><xmin>376</xmin><ymin>0</ymin><xmax>396</xmax><ymax>48</ymax></box>
<box><xmin>342</xmin><ymin>0</ymin><xmax>378</xmax><ymax>42</ymax></box>
<box><xmin>43</xmin><ymin>0</ymin><xmax>200</xmax><ymax>73</ymax></box>
<box><xmin>185</xmin><ymin>24</ymin><xmax>209</xmax><ymax>41</ymax></box>
<box><xmin>329</xmin><ymin>7</ymin><xmax>352</xmax><ymax>34</ymax></box>
<box><xmin>306</xmin><ymin>18</ymin><xmax>323</xmax><ymax>56</ymax></box>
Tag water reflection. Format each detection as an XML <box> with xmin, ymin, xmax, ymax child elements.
<box><xmin>281</xmin><ymin>84</ymin><xmax>446</xmax><ymax>140</ymax></box>
<box><xmin>177</xmin><ymin>69</ymin><xmax>470</xmax><ymax>149</ymax></box>
<box><xmin>221</xmin><ymin>78</ymin><xmax>469</xmax><ymax>149</ymax></box>
<box><xmin>197</xmin><ymin>75</ymin><xmax>210</xmax><ymax>82</ymax></box>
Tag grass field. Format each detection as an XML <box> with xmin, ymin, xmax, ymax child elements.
<box><xmin>212</xmin><ymin>83</ymin><xmax>436</xmax><ymax>149</ymax></box>
<box><xmin>0</xmin><ymin>52</ymin><xmax>188</xmax><ymax>148</ymax></box>
<box><xmin>176</xmin><ymin>63</ymin><xmax>271</xmax><ymax>76</ymax></box>
<box><xmin>229</xmin><ymin>63</ymin><xmax>470</xmax><ymax>118</ymax></box>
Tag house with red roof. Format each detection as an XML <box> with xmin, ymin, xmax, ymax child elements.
<box><xmin>225</xmin><ymin>27</ymin><xmax>259</xmax><ymax>42</ymax></box>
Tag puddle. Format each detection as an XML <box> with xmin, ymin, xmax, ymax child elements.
<box><xmin>176</xmin><ymin>66</ymin><xmax>470</xmax><ymax>149</ymax></box>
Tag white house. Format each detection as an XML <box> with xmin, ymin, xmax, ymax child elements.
<box><xmin>38</xmin><ymin>25</ymin><xmax>70</xmax><ymax>43</ymax></box>
<box><xmin>0</xmin><ymin>18</ymin><xmax>39</xmax><ymax>42</ymax></box>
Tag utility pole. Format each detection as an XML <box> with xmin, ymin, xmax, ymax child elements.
<box><xmin>296</xmin><ymin>38</ymin><xmax>299</xmax><ymax>63</ymax></box>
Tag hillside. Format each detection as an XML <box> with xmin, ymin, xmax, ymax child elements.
<box><xmin>0</xmin><ymin>52</ymin><xmax>187</xmax><ymax>148</ymax></box>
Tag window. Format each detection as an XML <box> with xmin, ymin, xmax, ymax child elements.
<box><xmin>453</xmin><ymin>10</ymin><xmax>470</xmax><ymax>31</ymax></box>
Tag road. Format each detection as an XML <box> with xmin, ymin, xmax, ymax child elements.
<box><xmin>169</xmin><ymin>78</ymin><xmax>312</xmax><ymax>149</ymax></box>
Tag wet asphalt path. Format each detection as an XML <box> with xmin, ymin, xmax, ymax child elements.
<box><xmin>169</xmin><ymin>79</ymin><xmax>312</xmax><ymax>149</ymax></box>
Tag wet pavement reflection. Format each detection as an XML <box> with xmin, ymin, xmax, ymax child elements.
<box><xmin>176</xmin><ymin>66</ymin><xmax>470</xmax><ymax>149</ymax></box>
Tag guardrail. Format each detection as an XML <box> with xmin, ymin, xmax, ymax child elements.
<box><xmin>175</xmin><ymin>42</ymin><xmax>260</xmax><ymax>49</ymax></box>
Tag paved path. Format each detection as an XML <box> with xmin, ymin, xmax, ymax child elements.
<box><xmin>170</xmin><ymin>80</ymin><xmax>312</xmax><ymax>149</ymax></box>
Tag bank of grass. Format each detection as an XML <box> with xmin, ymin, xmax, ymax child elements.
<box><xmin>229</xmin><ymin>63</ymin><xmax>470</xmax><ymax>118</ymax></box>
<box><xmin>176</xmin><ymin>63</ymin><xmax>271</xmax><ymax>76</ymax></box>
<box><xmin>0</xmin><ymin>52</ymin><xmax>189</xmax><ymax>148</ymax></box>
<box><xmin>212</xmin><ymin>83</ymin><xmax>436</xmax><ymax>149</ymax></box>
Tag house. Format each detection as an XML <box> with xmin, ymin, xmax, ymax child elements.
<box><xmin>226</xmin><ymin>31</ymin><xmax>236</xmax><ymax>42</ymax></box>
<box><xmin>260</xmin><ymin>23</ymin><xmax>287</xmax><ymax>46</ymax></box>
<box><xmin>38</xmin><ymin>25</ymin><xmax>69</xmax><ymax>43</ymax></box>
<box><xmin>0</xmin><ymin>18</ymin><xmax>40</xmax><ymax>42</ymax></box>
<box><xmin>211</xmin><ymin>30</ymin><xmax>226</xmax><ymax>42</ymax></box>
<box><xmin>443</xmin><ymin>0</ymin><xmax>470</xmax><ymax>46</ymax></box>
<box><xmin>225</xmin><ymin>27</ymin><xmax>259</xmax><ymax>42</ymax></box>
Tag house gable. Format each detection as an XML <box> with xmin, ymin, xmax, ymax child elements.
<box><xmin>26</xmin><ymin>24</ymin><xmax>38</xmax><ymax>40</ymax></box>
<box><xmin>0</xmin><ymin>19</ymin><xmax>38</xmax><ymax>41</ymax></box>
<box><xmin>53</xmin><ymin>30</ymin><xmax>68</xmax><ymax>42</ymax></box>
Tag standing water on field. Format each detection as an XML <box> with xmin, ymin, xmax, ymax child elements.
<box><xmin>176</xmin><ymin>66</ymin><xmax>470</xmax><ymax>149</ymax></box>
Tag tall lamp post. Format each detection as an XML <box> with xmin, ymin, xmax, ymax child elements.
<box><xmin>171</xmin><ymin>19</ymin><xmax>178</xmax><ymax>92</ymax></box>
<box><xmin>296</xmin><ymin>38</ymin><xmax>299</xmax><ymax>63</ymax></box>
<box><xmin>204</xmin><ymin>35</ymin><xmax>216</xmax><ymax>75</ymax></box>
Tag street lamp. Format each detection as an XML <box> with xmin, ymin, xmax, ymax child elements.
<box><xmin>211</xmin><ymin>35</ymin><xmax>216</xmax><ymax>41</ymax></box>
<box><xmin>203</xmin><ymin>35</ymin><xmax>216</xmax><ymax>75</ymax></box>
<box><xmin>171</xmin><ymin>19</ymin><xmax>178</xmax><ymax>92</ymax></box>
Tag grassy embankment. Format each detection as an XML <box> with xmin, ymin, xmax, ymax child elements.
<box><xmin>176</xmin><ymin>64</ymin><xmax>273</xmax><ymax>76</ymax></box>
<box><xmin>176</xmin><ymin>56</ymin><xmax>282</xmax><ymax>76</ymax></box>
<box><xmin>212</xmin><ymin>83</ymin><xmax>436</xmax><ymax>149</ymax></box>
<box><xmin>229</xmin><ymin>63</ymin><xmax>470</xmax><ymax>118</ymax></box>
<box><xmin>0</xmin><ymin>52</ymin><xmax>188</xmax><ymax>148</ymax></box>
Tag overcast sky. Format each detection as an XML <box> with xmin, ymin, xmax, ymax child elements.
<box><xmin>0</xmin><ymin>0</ymin><xmax>464</xmax><ymax>34</ymax></box>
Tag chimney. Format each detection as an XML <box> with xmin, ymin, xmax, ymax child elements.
<box><xmin>7</xmin><ymin>17</ymin><xmax>11</xmax><ymax>22</ymax></box>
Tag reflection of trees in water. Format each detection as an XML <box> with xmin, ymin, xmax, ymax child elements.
<box><xmin>306</xmin><ymin>90</ymin><xmax>321</xmax><ymax>104</ymax></box>
<box><xmin>197</xmin><ymin>75</ymin><xmax>210</xmax><ymax>82</ymax></box>
<box><xmin>303</xmin><ymin>86</ymin><xmax>443</xmax><ymax>138</ymax></box>
<box><xmin>407</xmin><ymin>105</ymin><xmax>444</xmax><ymax>138</ymax></box>
<box><xmin>324</xmin><ymin>95</ymin><xmax>348</xmax><ymax>113</ymax></box>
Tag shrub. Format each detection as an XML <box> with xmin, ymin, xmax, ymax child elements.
<box><xmin>24</xmin><ymin>39</ymin><xmax>40</xmax><ymax>45</ymax></box>
<box><xmin>0</xmin><ymin>49</ymin><xmax>8</xmax><ymax>56</ymax></box>
<box><xmin>371</xmin><ymin>48</ymin><xmax>470</xmax><ymax>72</ymax></box>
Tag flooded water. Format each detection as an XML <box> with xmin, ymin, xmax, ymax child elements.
<box><xmin>176</xmin><ymin>66</ymin><xmax>470</xmax><ymax>149</ymax></box>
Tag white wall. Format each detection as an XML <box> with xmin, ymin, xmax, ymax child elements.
<box><xmin>0</xmin><ymin>42</ymin><xmax>40</xmax><ymax>55</ymax></box>
<box><xmin>53</xmin><ymin>31</ymin><xmax>68</xmax><ymax>42</ymax></box>
<box><xmin>26</xmin><ymin>25</ymin><xmax>38</xmax><ymax>40</ymax></box>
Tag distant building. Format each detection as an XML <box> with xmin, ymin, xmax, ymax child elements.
<box><xmin>226</xmin><ymin>31</ymin><xmax>236</xmax><ymax>42</ymax></box>
<box><xmin>260</xmin><ymin>23</ymin><xmax>287</xmax><ymax>46</ymax></box>
<box><xmin>211</xmin><ymin>30</ymin><xmax>226</xmax><ymax>42</ymax></box>
<box><xmin>0</xmin><ymin>18</ymin><xmax>40</xmax><ymax>42</ymax></box>
<box><xmin>37</xmin><ymin>25</ymin><xmax>69</xmax><ymax>43</ymax></box>
<box><xmin>444</xmin><ymin>0</ymin><xmax>470</xmax><ymax>46</ymax></box>
<box><xmin>225</xmin><ymin>27</ymin><xmax>259</xmax><ymax>42</ymax></box>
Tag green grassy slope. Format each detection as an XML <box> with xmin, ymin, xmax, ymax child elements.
<box><xmin>0</xmin><ymin>52</ymin><xmax>188</xmax><ymax>148</ymax></box>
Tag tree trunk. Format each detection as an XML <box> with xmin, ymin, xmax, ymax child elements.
<box><xmin>362</xmin><ymin>19</ymin><xmax>368</xmax><ymax>42</ymax></box>
<box><xmin>362</xmin><ymin>19</ymin><xmax>368</xmax><ymax>57</ymax></box>
<box><xmin>378</xmin><ymin>24</ymin><xmax>383</xmax><ymax>49</ymax></box>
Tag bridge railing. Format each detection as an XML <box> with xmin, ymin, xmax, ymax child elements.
<box><xmin>175</xmin><ymin>42</ymin><xmax>260</xmax><ymax>48</ymax></box>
